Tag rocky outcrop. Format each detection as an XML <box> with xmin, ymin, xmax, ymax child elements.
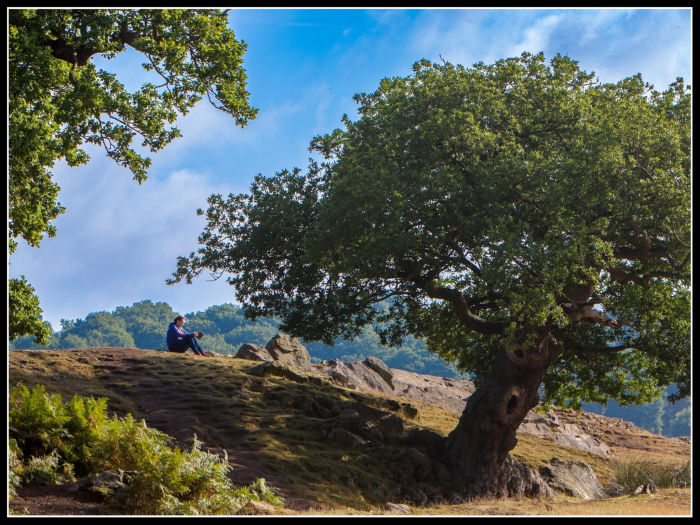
<box><xmin>233</xmin><ymin>335</ymin><xmax>313</xmax><ymax>372</ymax></box>
<box><xmin>384</xmin><ymin>503</ymin><xmax>412</xmax><ymax>514</ymax></box>
<box><xmin>520</xmin><ymin>411</ymin><xmax>612</xmax><ymax>457</ymax></box>
<box><xmin>320</xmin><ymin>358</ymin><xmax>395</xmax><ymax>394</ymax></box>
<box><xmin>265</xmin><ymin>335</ymin><xmax>314</xmax><ymax>372</ymax></box>
<box><xmin>389</xmin><ymin>368</ymin><xmax>475</xmax><ymax>413</ymax></box>
<box><xmin>326</xmin><ymin>403</ymin><xmax>404</xmax><ymax>445</ymax></box>
<box><xmin>364</xmin><ymin>357</ymin><xmax>395</xmax><ymax>390</ymax></box>
<box><xmin>540</xmin><ymin>457</ymin><xmax>608</xmax><ymax>500</ymax></box>
<box><xmin>247</xmin><ymin>361</ymin><xmax>312</xmax><ymax>384</ymax></box>
<box><xmin>235</xmin><ymin>343</ymin><xmax>273</xmax><ymax>362</ymax></box>
<box><xmin>499</xmin><ymin>456</ymin><xmax>558</xmax><ymax>500</ymax></box>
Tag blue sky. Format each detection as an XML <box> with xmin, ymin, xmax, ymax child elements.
<box><xmin>9</xmin><ymin>8</ymin><xmax>692</xmax><ymax>332</ymax></box>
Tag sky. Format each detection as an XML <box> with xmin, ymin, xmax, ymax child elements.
<box><xmin>8</xmin><ymin>8</ymin><xmax>692</xmax><ymax>332</ymax></box>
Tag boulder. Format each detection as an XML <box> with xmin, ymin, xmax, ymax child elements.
<box><xmin>519</xmin><ymin>411</ymin><xmax>612</xmax><ymax>457</ymax></box>
<box><xmin>335</xmin><ymin>408</ymin><xmax>361</xmax><ymax>435</ymax></box>
<box><xmin>396</xmin><ymin>447</ymin><xmax>433</xmax><ymax>482</ymax></box>
<box><xmin>65</xmin><ymin>469</ymin><xmax>139</xmax><ymax>493</ymax></box>
<box><xmin>247</xmin><ymin>361</ymin><xmax>308</xmax><ymax>383</ymax></box>
<box><xmin>363</xmin><ymin>356</ymin><xmax>395</xmax><ymax>390</ymax></box>
<box><xmin>265</xmin><ymin>335</ymin><xmax>313</xmax><ymax>372</ymax></box>
<box><xmin>239</xmin><ymin>500</ymin><xmax>286</xmax><ymax>515</ymax></box>
<box><xmin>540</xmin><ymin>457</ymin><xmax>608</xmax><ymax>500</ymax></box>
<box><xmin>322</xmin><ymin>359</ymin><xmax>394</xmax><ymax>394</ymax></box>
<box><xmin>327</xmin><ymin>428</ymin><xmax>368</xmax><ymax>448</ymax></box>
<box><xmin>235</xmin><ymin>343</ymin><xmax>274</xmax><ymax>362</ymax></box>
<box><xmin>385</xmin><ymin>503</ymin><xmax>412</xmax><ymax>514</ymax></box>
<box><xmin>501</xmin><ymin>455</ymin><xmax>558</xmax><ymax>500</ymax></box>
<box><xmin>406</xmin><ymin>428</ymin><xmax>444</xmax><ymax>449</ymax></box>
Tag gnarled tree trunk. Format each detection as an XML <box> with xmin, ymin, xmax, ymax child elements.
<box><xmin>437</xmin><ymin>329</ymin><xmax>559</xmax><ymax>500</ymax></box>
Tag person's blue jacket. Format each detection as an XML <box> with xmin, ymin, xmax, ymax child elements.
<box><xmin>167</xmin><ymin>322</ymin><xmax>193</xmax><ymax>347</ymax></box>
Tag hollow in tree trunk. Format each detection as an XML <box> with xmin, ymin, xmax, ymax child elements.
<box><xmin>437</xmin><ymin>329</ymin><xmax>559</xmax><ymax>500</ymax></box>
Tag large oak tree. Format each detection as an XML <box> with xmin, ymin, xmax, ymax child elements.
<box><xmin>170</xmin><ymin>53</ymin><xmax>690</xmax><ymax>499</ymax></box>
<box><xmin>9</xmin><ymin>9</ymin><xmax>257</xmax><ymax>345</ymax></box>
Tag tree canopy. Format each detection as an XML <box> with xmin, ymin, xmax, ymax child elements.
<box><xmin>9</xmin><ymin>9</ymin><xmax>257</xmax><ymax>344</ymax></box>
<box><xmin>171</xmin><ymin>53</ymin><xmax>690</xmax><ymax>410</ymax></box>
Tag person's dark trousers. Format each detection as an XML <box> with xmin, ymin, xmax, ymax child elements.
<box><xmin>168</xmin><ymin>335</ymin><xmax>205</xmax><ymax>355</ymax></box>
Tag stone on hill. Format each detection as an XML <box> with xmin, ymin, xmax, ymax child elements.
<box><xmin>326</xmin><ymin>428</ymin><xmax>368</xmax><ymax>448</ymax></box>
<box><xmin>239</xmin><ymin>500</ymin><xmax>288</xmax><ymax>515</ymax></box>
<box><xmin>385</xmin><ymin>503</ymin><xmax>412</xmax><ymax>514</ymax></box>
<box><xmin>519</xmin><ymin>411</ymin><xmax>612</xmax><ymax>457</ymax></box>
<box><xmin>248</xmin><ymin>361</ymin><xmax>308</xmax><ymax>383</ymax></box>
<box><xmin>265</xmin><ymin>334</ymin><xmax>313</xmax><ymax>372</ymax></box>
<box><xmin>235</xmin><ymin>343</ymin><xmax>274</xmax><ymax>362</ymax></box>
<box><xmin>363</xmin><ymin>356</ymin><xmax>395</xmax><ymax>390</ymax></box>
<box><xmin>322</xmin><ymin>358</ymin><xmax>395</xmax><ymax>394</ymax></box>
<box><xmin>540</xmin><ymin>457</ymin><xmax>608</xmax><ymax>500</ymax></box>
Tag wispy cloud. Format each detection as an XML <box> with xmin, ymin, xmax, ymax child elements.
<box><xmin>509</xmin><ymin>13</ymin><xmax>564</xmax><ymax>57</ymax></box>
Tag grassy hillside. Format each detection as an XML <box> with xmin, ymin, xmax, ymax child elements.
<box><xmin>8</xmin><ymin>348</ymin><xmax>690</xmax><ymax>515</ymax></box>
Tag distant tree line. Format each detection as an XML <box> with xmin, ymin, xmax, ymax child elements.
<box><xmin>9</xmin><ymin>299</ymin><xmax>689</xmax><ymax>438</ymax></box>
<box><xmin>7</xmin><ymin>300</ymin><xmax>460</xmax><ymax>378</ymax></box>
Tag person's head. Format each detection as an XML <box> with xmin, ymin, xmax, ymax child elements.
<box><xmin>174</xmin><ymin>315</ymin><xmax>186</xmax><ymax>327</ymax></box>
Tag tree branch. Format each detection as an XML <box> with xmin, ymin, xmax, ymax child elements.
<box><xmin>423</xmin><ymin>281</ymin><xmax>508</xmax><ymax>335</ymax></box>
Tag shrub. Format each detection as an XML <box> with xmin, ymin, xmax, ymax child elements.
<box><xmin>8</xmin><ymin>439</ymin><xmax>24</xmax><ymax>497</ymax></box>
<box><xmin>9</xmin><ymin>383</ymin><xmax>70</xmax><ymax>449</ymax></box>
<box><xmin>62</xmin><ymin>394</ymin><xmax>110</xmax><ymax>475</ymax></box>
<box><xmin>8</xmin><ymin>383</ymin><xmax>285</xmax><ymax>515</ymax></box>
<box><xmin>21</xmin><ymin>450</ymin><xmax>76</xmax><ymax>486</ymax></box>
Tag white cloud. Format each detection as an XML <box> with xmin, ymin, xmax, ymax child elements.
<box><xmin>509</xmin><ymin>13</ymin><xmax>564</xmax><ymax>57</ymax></box>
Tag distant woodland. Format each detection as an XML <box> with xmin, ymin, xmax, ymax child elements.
<box><xmin>9</xmin><ymin>299</ymin><xmax>690</xmax><ymax>438</ymax></box>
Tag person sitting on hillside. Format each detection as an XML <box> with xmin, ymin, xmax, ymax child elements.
<box><xmin>166</xmin><ymin>315</ymin><xmax>206</xmax><ymax>356</ymax></box>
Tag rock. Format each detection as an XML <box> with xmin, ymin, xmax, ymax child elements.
<box><xmin>406</xmin><ymin>428</ymin><xmax>444</xmax><ymax>449</ymax></box>
<box><xmin>397</xmin><ymin>447</ymin><xmax>433</xmax><ymax>482</ymax></box>
<box><xmin>540</xmin><ymin>457</ymin><xmax>607</xmax><ymax>500</ymax></box>
<box><xmin>239</xmin><ymin>500</ymin><xmax>284</xmax><ymax>515</ymax></box>
<box><xmin>389</xmin><ymin>368</ymin><xmax>475</xmax><ymax>413</ymax></box>
<box><xmin>364</xmin><ymin>356</ymin><xmax>395</xmax><ymax>390</ymax></box>
<box><xmin>266</xmin><ymin>335</ymin><xmax>313</xmax><ymax>372</ymax></box>
<box><xmin>385</xmin><ymin>503</ymin><xmax>412</xmax><ymax>514</ymax></box>
<box><xmin>630</xmin><ymin>483</ymin><xmax>656</xmax><ymax>497</ymax></box>
<box><xmin>519</xmin><ymin>410</ymin><xmax>612</xmax><ymax>457</ymax></box>
<box><xmin>65</xmin><ymin>469</ymin><xmax>139</xmax><ymax>492</ymax></box>
<box><xmin>360</xmin><ymin>411</ymin><xmax>404</xmax><ymax>442</ymax></box>
<box><xmin>248</xmin><ymin>361</ymin><xmax>308</xmax><ymax>383</ymax></box>
<box><xmin>335</xmin><ymin>409</ymin><xmax>361</xmax><ymax>435</ymax></box>
<box><xmin>327</xmin><ymin>428</ymin><xmax>368</xmax><ymax>448</ymax></box>
<box><xmin>322</xmin><ymin>359</ymin><xmax>395</xmax><ymax>394</ymax></box>
<box><xmin>235</xmin><ymin>343</ymin><xmax>274</xmax><ymax>362</ymax></box>
<box><xmin>501</xmin><ymin>456</ymin><xmax>557</xmax><ymax>500</ymax></box>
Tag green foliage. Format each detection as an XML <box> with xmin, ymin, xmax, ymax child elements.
<box><xmin>8</xmin><ymin>384</ymin><xmax>284</xmax><ymax>515</ymax></box>
<box><xmin>21</xmin><ymin>450</ymin><xmax>76</xmax><ymax>486</ymax></box>
<box><xmin>668</xmin><ymin>407</ymin><xmax>690</xmax><ymax>438</ymax></box>
<box><xmin>171</xmin><ymin>52</ymin><xmax>690</xmax><ymax>409</ymax></box>
<box><xmin>9</xmin><ymin>277</ymin><xmax>52</xmax><ymax>346</ymax></box>
<box><xmin>9</xmin><ymin>383</ymin><xmax>71</xmax><ymax>449</ymax></box>
<box><xmin>9</xmin><ymin>8</ymin><xmax>257</xmax><ymax>342</ymax></box>
<box><xmin>9</xmin><ymin>299</ymin><xmax>462</xmax><ymax>377</ymax></box>
<box><xmin>8</xmin><ymin>439</ymin><xmax>24</xmax><ymax>497</ymax></box>
<box><xmin>63</xmin><ymin>395</ymin><xmax>110</xmax><ymax>473</ymax></box>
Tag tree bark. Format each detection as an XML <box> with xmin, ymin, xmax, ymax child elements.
<box><xmin>437</xmin><ymin>328</ymin><xmax>559</xmax><ymax>500</ymax></box>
